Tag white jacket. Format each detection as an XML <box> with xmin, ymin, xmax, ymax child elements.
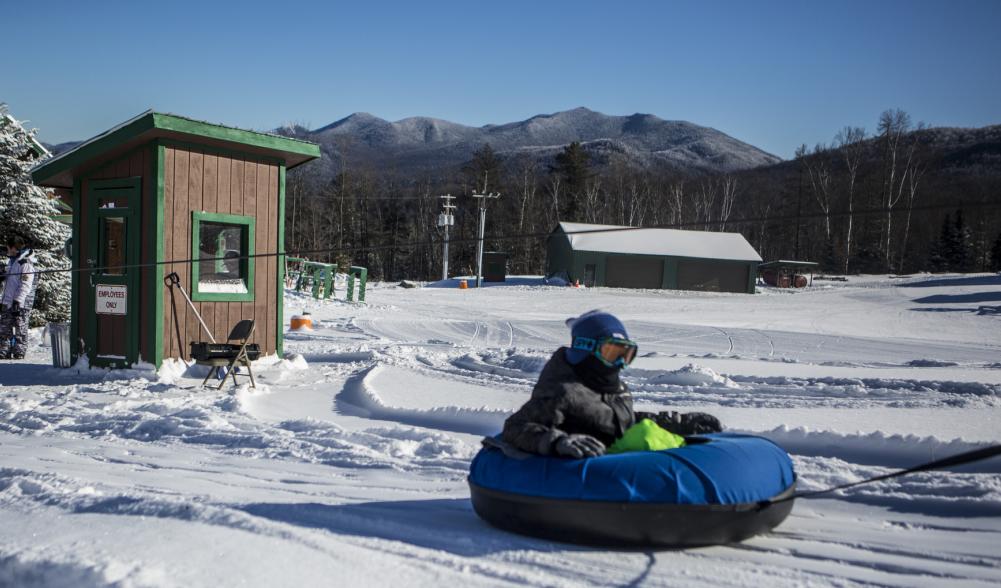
<box><xmin>1</xmin><ymin>248</ymin><xmax>36</xmax><ymax>308</ymax></box>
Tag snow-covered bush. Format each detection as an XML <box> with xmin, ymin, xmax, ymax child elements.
<box><xmin>0</xmin><ymin>105</ymin><xmax>70</xmax><ymax>325</ymax></box>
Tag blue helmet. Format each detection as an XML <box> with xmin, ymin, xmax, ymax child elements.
<box><xmin>565</xmin><ymin>310</ymin><xmax>631</xmax><ymax>365</ymax></box>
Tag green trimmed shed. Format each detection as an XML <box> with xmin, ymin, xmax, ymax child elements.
<box><xmin>31</xmin><ymin>111</ymin><xmax>320</xmax><ymax>368</ymax></box>
<box><xmin>546</xmin><ymin>222</ymin><xmax>762</xmax><ymax>294</ymax></box>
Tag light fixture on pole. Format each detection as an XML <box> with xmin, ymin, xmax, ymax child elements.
<box><xmin>471</xmin><ymin>191</ymin><xmax>501</xmax><ymax>288</ymax></box>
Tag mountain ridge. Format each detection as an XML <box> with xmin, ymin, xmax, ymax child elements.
<box><xmin>298</xmin><ymin>107</ymin><xmax>783</xmax><ymax>178</ymax></box>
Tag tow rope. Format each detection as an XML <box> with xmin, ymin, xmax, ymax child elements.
<box><xmin>761</xmin><ymin>444</ymin><xmax>1001</xmax><ymax>508</ymax></box>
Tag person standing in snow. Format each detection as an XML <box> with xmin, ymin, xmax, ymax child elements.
<box><xmin>0</xmin><ymin>236</ymin><xmax>37</xmax><ymax>360</ymax></box>
<box><xmin>502</xmin><ymin>310</ymin><xmax>723</xmax><ymax>458</ymax></box>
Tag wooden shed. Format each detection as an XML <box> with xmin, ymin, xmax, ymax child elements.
<box><xmin>31</xmin><ymin>111</ymin><xmax>320</xmax><ymax>368</ymax></box>
<box><xmin>546</xmin><ymin>222</ymin><xmax>762</xmax><ymax>294</ymax></box>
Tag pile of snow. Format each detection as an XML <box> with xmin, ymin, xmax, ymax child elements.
<box><xmin>649</xmin><ymin>363</ymin><xmax>740</xmax><ymax>388</ymax></box>
<box><xmin>277</xmin><ymin>353</ymin><xmax>309</xmax><ymax>371</ymax></box>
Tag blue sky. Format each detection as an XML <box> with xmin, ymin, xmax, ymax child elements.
<box><xmin>4</xmin><ymin>0</ymin><xmax>1000</xmax><ymax>158</ymax></box>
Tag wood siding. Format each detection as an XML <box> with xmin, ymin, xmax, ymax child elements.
<box><xmin>79</xmin><ymin>148</ymin><xmax>154</xmax><ymax>361</ymax></box>
<box><xmin>162</xmin><ymin>145</ymin><xmax>280</xmax><ymax>359</ymax></box>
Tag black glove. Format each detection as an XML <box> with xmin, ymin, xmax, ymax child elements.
<box><xmin>10</xmin><ymin>301</ymin><xmax>21</xmax><ymax>318</ymax></box>
<box><xmin>554</xmin><ymin>434</ymin><xmax>606</xmax><ymax>459</ymax></box>
<box><xmin>653</xmin><ymin>411</ymin><xmax>723</xmax><ymax>436</ymax></box>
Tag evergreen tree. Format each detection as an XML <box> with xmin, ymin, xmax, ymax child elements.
<box><xmin>821</xmin><ymin>238</ymin><xmax>838</xmax><ymax>273</ymax></box>
<box><xmin>550</xmin><ymin>141</ymin><xmax>591</xmax><ymax>220</ymax></box>
<box><xmin>949</xmin><ymin>210</ymin><xmax>972</xmax><ymax>272</ymax></box>
<box><xmin>926</xmin><ymin>213</ymin><xmax>952</xmax><ymax>272</ymax></box>
<box><xmin>991</xmin><ymin>232</ymin><xmax>1001</xmax><ymax>272</ymax></box>
<box><xmin>851</xmin><ymin>245</ymin><xmax>884</xmax><ymax>274</ymax></box>
<box><xmin>463</xmin><ymin>144</ymin><xmax>502</xmax><ymax>193</ymax></box>
<box><xmin>0</xmin><ymin>105</ymin><xmax>70</xmax><ymax>324</ymax></box>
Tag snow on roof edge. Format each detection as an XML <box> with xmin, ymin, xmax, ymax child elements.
<box><xmin>556</xmin><ymin>222</ymin><xmax>762</xmax><ymax>262</ymax></box>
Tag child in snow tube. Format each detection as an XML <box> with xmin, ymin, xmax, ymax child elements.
<box><xmin>468</xmin><ymin>431</ymin><xmax>797</xmax><ymax>547</ymax></box>
<box><xmin>472</xmin><ymin>311</ymin><xmax>793</xmax><ymax>547</ymax></box>
<box><xmin>502</xmin><ymin>310</ymin><xmax>722</xmax><ymax>458</ymax></box>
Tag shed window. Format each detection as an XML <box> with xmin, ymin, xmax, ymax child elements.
<box><xmin>191</xmin><ymin>212</ymin><xmax>255</xmax><ymax>301</ymax></box>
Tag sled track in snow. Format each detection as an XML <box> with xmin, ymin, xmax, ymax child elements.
<box><xmin>336</xmin><ymin>365</ymin><xmax>509</xmax><ymax>436</ymax></box>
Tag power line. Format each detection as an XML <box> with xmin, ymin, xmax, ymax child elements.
<box><xmin>12</xmin><ymin>198</ymin><xmax>1001</xmax><ymax>278</ymax></box>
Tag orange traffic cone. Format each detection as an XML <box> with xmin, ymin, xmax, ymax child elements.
<box><xmin>459</xmin><ymin>279</ymin><xmax>468</xmax><ymax>290</ymax></box>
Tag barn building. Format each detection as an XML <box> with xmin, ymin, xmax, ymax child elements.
<box><xmin>546</xmin><ymin>222</ymin><xmax>761</xmax><ymax>294</ymax></box>
<box><xmin>31</xmin><ymin>111</ymin><xmax>320</xmax><ymax>368</ymax></box>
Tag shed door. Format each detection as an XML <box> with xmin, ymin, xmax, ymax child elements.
<box><xmin>85</xmin><ymin>177</ymin><xmax>141</xmax><ymax>367</ymax></box>
<box><xmin>605</xmin><ymin>255</ymin><xmax>663</xmax><ymax>289</ymax></box>
<box><xmin>677</xmin><ymin>261</ymin><xmax>749</xmax><ymax>293</ymax></box>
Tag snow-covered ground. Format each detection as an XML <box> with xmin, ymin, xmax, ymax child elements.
<box><xmin>2</xmin><ymin>273</ymin><xmax>1000</xmax><ymax>587</ymax></box>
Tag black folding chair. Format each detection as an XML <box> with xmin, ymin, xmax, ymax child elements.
<box><xmin>197</xmin><ymin>319</ymin><xmax>257</xmax><ymax>390</ymax></box>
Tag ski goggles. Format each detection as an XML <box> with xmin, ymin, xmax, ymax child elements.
<box><xmin>572</xmin><ymin>336</ymin><xmax>639</xmax><ymax>368</ymax></box>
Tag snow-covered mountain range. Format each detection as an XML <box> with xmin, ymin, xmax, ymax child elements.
<box><xmin>297</xmin><ymin>107</ymin><xmax>782</xmax><ymax>177</ymax></box>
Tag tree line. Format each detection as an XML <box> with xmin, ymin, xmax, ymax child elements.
<box><xmin>283</xmin><ymin>109</ymin><xmax>1001</xmax><ymax>281</ymax></box>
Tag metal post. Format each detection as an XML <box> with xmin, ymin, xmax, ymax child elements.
<box><xmin>438</xmin><ymin>194</ymin><xmax>455</xmax><ymax>281</ymax></box>
<box><xmin>470</xmin><ymin>191</ymin><xmax>500</xmax><ymax>288</ymax></box>
<box><xmin>476</xmin><ymin>204</ymin><xmax>486</xmax><ymax>287</ymax></box>
<box><xmin>443</xmin><ymin>223</ymin><xmax>450</xmax><ymax>281</ymax></box>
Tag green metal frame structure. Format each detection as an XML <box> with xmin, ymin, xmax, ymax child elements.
<box><xmin>346</xmin><ymin>266</ymin><xmax>368</xmax><ymax>302</ymax></box>
<box><xmin>286</xmin><ymin>257</ymin><xmax>335</xmax><ymax>299</ymax></box>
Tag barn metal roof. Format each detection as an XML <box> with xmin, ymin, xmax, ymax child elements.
<box><xmin>555</xmin><ymin>222</ymin><xmax>762</xmax><ymax>262</ymax></box>
<box><xmin>758</xmin><ymin>260</ymin><xmax>819</xmax><ymax>269</ymax></box>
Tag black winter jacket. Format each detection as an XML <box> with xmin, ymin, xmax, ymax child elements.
<box><xmin>502</xmin><ymin>348</ymin><xmax>637</xmax><ymax>455</ymax></box>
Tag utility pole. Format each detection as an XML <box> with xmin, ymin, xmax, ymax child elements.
<box><xmin>795</xmin><ymin>150</ymin><xmax>804</xmax><ymax>260</ymax></box>
<box><xmin>437</xmin><ymin>194</ymin><xmax>455</xmax><ymax>281</ymax></box>
<box><xmin>795</xmin><ymin>170</ymin><xmax>803</xmax><ymax>260</ymax></box>
<box><xmin>471</xmin><ymin>187</ymin><xmax>501</xmax><ymax>288</ymax></box>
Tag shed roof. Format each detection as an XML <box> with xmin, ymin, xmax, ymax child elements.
<box><xmin>31</xmin><ymin>111</ymin><xmax>321</xmax><ymax>188</ymax></box>
<box><xmin>555</xmin><ymin>222</ymin><xmax>762</xmax><ymax>262</ymax></box>
<box><xmin>758</xmin><ymin>260</ymin><xmax>819</xmax><ymax>270</ymax></box>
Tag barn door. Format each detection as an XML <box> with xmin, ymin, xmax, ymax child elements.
<box><xmin>605</xmin><ymin>255</ymin><xmax>663</xmax><ymax>289</ymax></box>
<box><xmin>85</xmin><ymin>177</ymin><xmax>141</xmax><ymax>367</ymax></box>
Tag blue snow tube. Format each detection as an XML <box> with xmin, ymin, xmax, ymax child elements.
<box><xmin>468</xmin><ymin>433</ymin><xmax>797</xmax><ymax>547</ymax></box>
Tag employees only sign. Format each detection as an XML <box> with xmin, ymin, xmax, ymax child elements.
<box><xmin>96</xmin><ymin>284</ymin><xmax>127</xmax><ymax>315</ymax></box>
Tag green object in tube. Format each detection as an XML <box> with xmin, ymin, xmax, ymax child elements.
<box><xmin>607</xmin><ymin>419</ymin><xmax>686</xmax><ymax>454</ymax></box>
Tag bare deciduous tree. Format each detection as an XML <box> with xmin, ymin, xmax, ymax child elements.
<box><xmin>668</xmin><ymin>181</ymin><xmax>685</xmax><ymax>227</ymax></box>
<box><xmin>719</xmin><ymin>175</ymin><xmax>738</xmax><ymax>231</ymax></box>
<box><xmin>546</xmin><ymin>175</ymin><xmax>563</xmax><ymax>228</ymax></box>
<box><xmin>694</xmin><ymin>180</ymin><xmax>718</xmax><ymax>231</ymax></box>
<box><xmin>805</xmin><ymin>144</ymin><xmax>834</xmax><ymax>241</ymax></box>
<box><xmin>583</xmin><ymin>177</ymin><xmax>602</xmax><ymax>223</ymax></box>
<box><xmin>897</xmin><ymin>124</ymin><xmax>927</xmax><ymax>272</ymax></box>
<box><xmin>878</xmin><ymin>108</ymin><xmax>912</xmax><ymax>269</ymax></box>
<box><xmin>835</xmin><ymin>126</ymin><xmax>866</xmax><ymax>274</ymax></box>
